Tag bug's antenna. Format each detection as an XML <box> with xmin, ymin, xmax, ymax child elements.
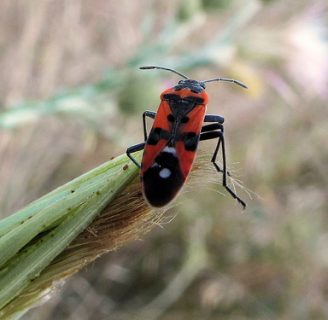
<box><xmin>140</xmin><ymin>66</ymin><xmax>189</xmax><ymax>80</ymax></box>
<box><xmin>202</xmin><ymin>77</ymin><xmax>248</xmax><ymax>89</ymax></box>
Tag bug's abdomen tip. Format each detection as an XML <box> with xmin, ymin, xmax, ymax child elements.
<box><xmin>142</xmin><ymin>155</ymin><xmax>185</xmax><ymax>207</ymax></box>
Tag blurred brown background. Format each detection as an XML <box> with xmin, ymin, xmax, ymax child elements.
<box><xmin>0</xmin><ymin>0</ymin><xmax>327</xmax><ymax>319</ymax></box>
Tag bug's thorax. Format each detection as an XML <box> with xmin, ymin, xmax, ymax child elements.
<box><xmin>154</xmin><ymin>79</ymin><xmax>208</xmax><ymax>152</ymax></box>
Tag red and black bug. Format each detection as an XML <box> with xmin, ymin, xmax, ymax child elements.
<box><xmin>127</xmin><ymin>66</ymin><xmax>247</xmax><ymax>209</ymax></box>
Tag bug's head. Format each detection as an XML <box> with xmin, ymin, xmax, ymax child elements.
<box><xmin>174</xmin><ymin>79</ymin><xmax>206</xmax><ymax>94</ymax></box>
<box><xmin>139</xmin><ymin>66</ymin><xmax>248</xmax><ymax>91</ymax></box>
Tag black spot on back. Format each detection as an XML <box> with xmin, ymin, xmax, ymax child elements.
<box><xmin>147</xmin><ymin>127</ymin><xmax>162</xmax><ymax>145</ymax></box>
<box><xmin>182</xmin><ymin>132</ymin><xmax>199</xmax><ymax>151</ymax></box>
<box><xmin>147</xmin><ymin>127</ymin><xmax>170</xmax><ymax>145</ymax></box>
<box><xmin>181</xmin><ymin>116</ymin><xmax>189</xmax><ymax>123</ymax></box>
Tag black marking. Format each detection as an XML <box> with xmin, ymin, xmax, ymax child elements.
<box><xmin>143</xmin><ymin>151</ymin><xmax>184</xmax><ymax>207</ymax></box>
<box><xmin>167</xmin><ymin>98</ymin><xmax>196</xmax><ymax>120</ymax></box>
<box><xmin>167</xmin><ymin>114</ymin><xmax>175</xmax><ymax>122</ymax></box>
<box><xmin>163</xmin><ymin>94</ymin><xmax>180</xmax><ymax>100</ymax></box>
<box><xmin>147</xmin><ymin>127</ymin><xmax>170</xmax><ymax>145</ymax></box>
<box><xmin>182</xmin><ymin>132</ymin><xmax>199</xmax><ymax>151</ymax></box>
<box><xmin>164</xmin><ymin>95</ymin><xmax>204</xmax><ymax>121</ymax></box>
<box><xmin>184</xmin><ymin>96</ymin><xmax>204</xmax><ymax>104</ymax></box>
<box><xmin>147</xmin><ymin>128</ymin><xmax>161</xmax><ymax>145</ymax></box>
<box><xmin>181</xmin><ymin>116</ymin><xmax>189</xmax><ymax>123</ymax></box>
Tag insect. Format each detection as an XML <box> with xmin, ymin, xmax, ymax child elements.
<box><xmin>127</xmin><ymin>66</ymin><xmax>247</xmax><ymax>209</ymax></box>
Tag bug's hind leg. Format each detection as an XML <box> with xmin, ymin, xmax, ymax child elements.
<box><xmin>200</xmin><ymin>122</ymin><xmax>246</xmax><ymax>209</ymax></box>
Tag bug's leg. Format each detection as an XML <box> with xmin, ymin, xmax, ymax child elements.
<box><xmin>216</xmin><ymin>130</ymin><xmax>246</xmax><ymax>209</ymax></box>
<box><xmin>201</xmin><ymin>123</ymin><xmax>222</xmax><ymax>133</ymax></box>
<box><xmin>202</xmin><ymin>114</ymin><xmax>225</xmax><ymax>172</ymax></box>
<box><xmin>201</xmin><ymin>123</ymin><xmax>226</xmax><ymax>174</ymax></box>
<box><xmin>127</xmin><ymin>110</ymin><xmax>156</xmax><ymax>168</ymax></box>
<box><xmin>143</xmin><ymin>111</ymin><xmax>156</xmax><ymax>141</ymax></box>
<box><xmin>204</xmin><ymin>114</ymin><xmax>225</xmax><ymax>124</ymax></box>
<box><xmin>200</xmin><ymin>126</ymin><xmax>246</xmax><ymax>209</ymax></box>
<box><xmin>126</xmin><ymin>142</ymin><xmax>145</xmax><ymax>168</ymax></box>
<box><xmin>201</xmin><ymin>124</ymin><xmax>223</xmax><ymax>172</ymax></box>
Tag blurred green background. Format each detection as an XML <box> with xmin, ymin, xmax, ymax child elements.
<box><xmin>0</xmin><ymin>0</ymin><xmax>327</xmax><ymax>319</ymax></box>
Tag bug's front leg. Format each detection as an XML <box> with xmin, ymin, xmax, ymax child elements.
<box><xmin>200</xmin><ymin>116</ymin><xmax>246</xmax><ymax>209</ymax></box>
<box><xmin>143</xmin><ymin>111</ymin><xmax>156</xmax><ymax>141</ymax></box>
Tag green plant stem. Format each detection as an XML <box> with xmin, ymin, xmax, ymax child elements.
<box><xmin>0</xmin><ymin>152</ymin><xmax>141</xmax><ymax>311</ymax></box>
